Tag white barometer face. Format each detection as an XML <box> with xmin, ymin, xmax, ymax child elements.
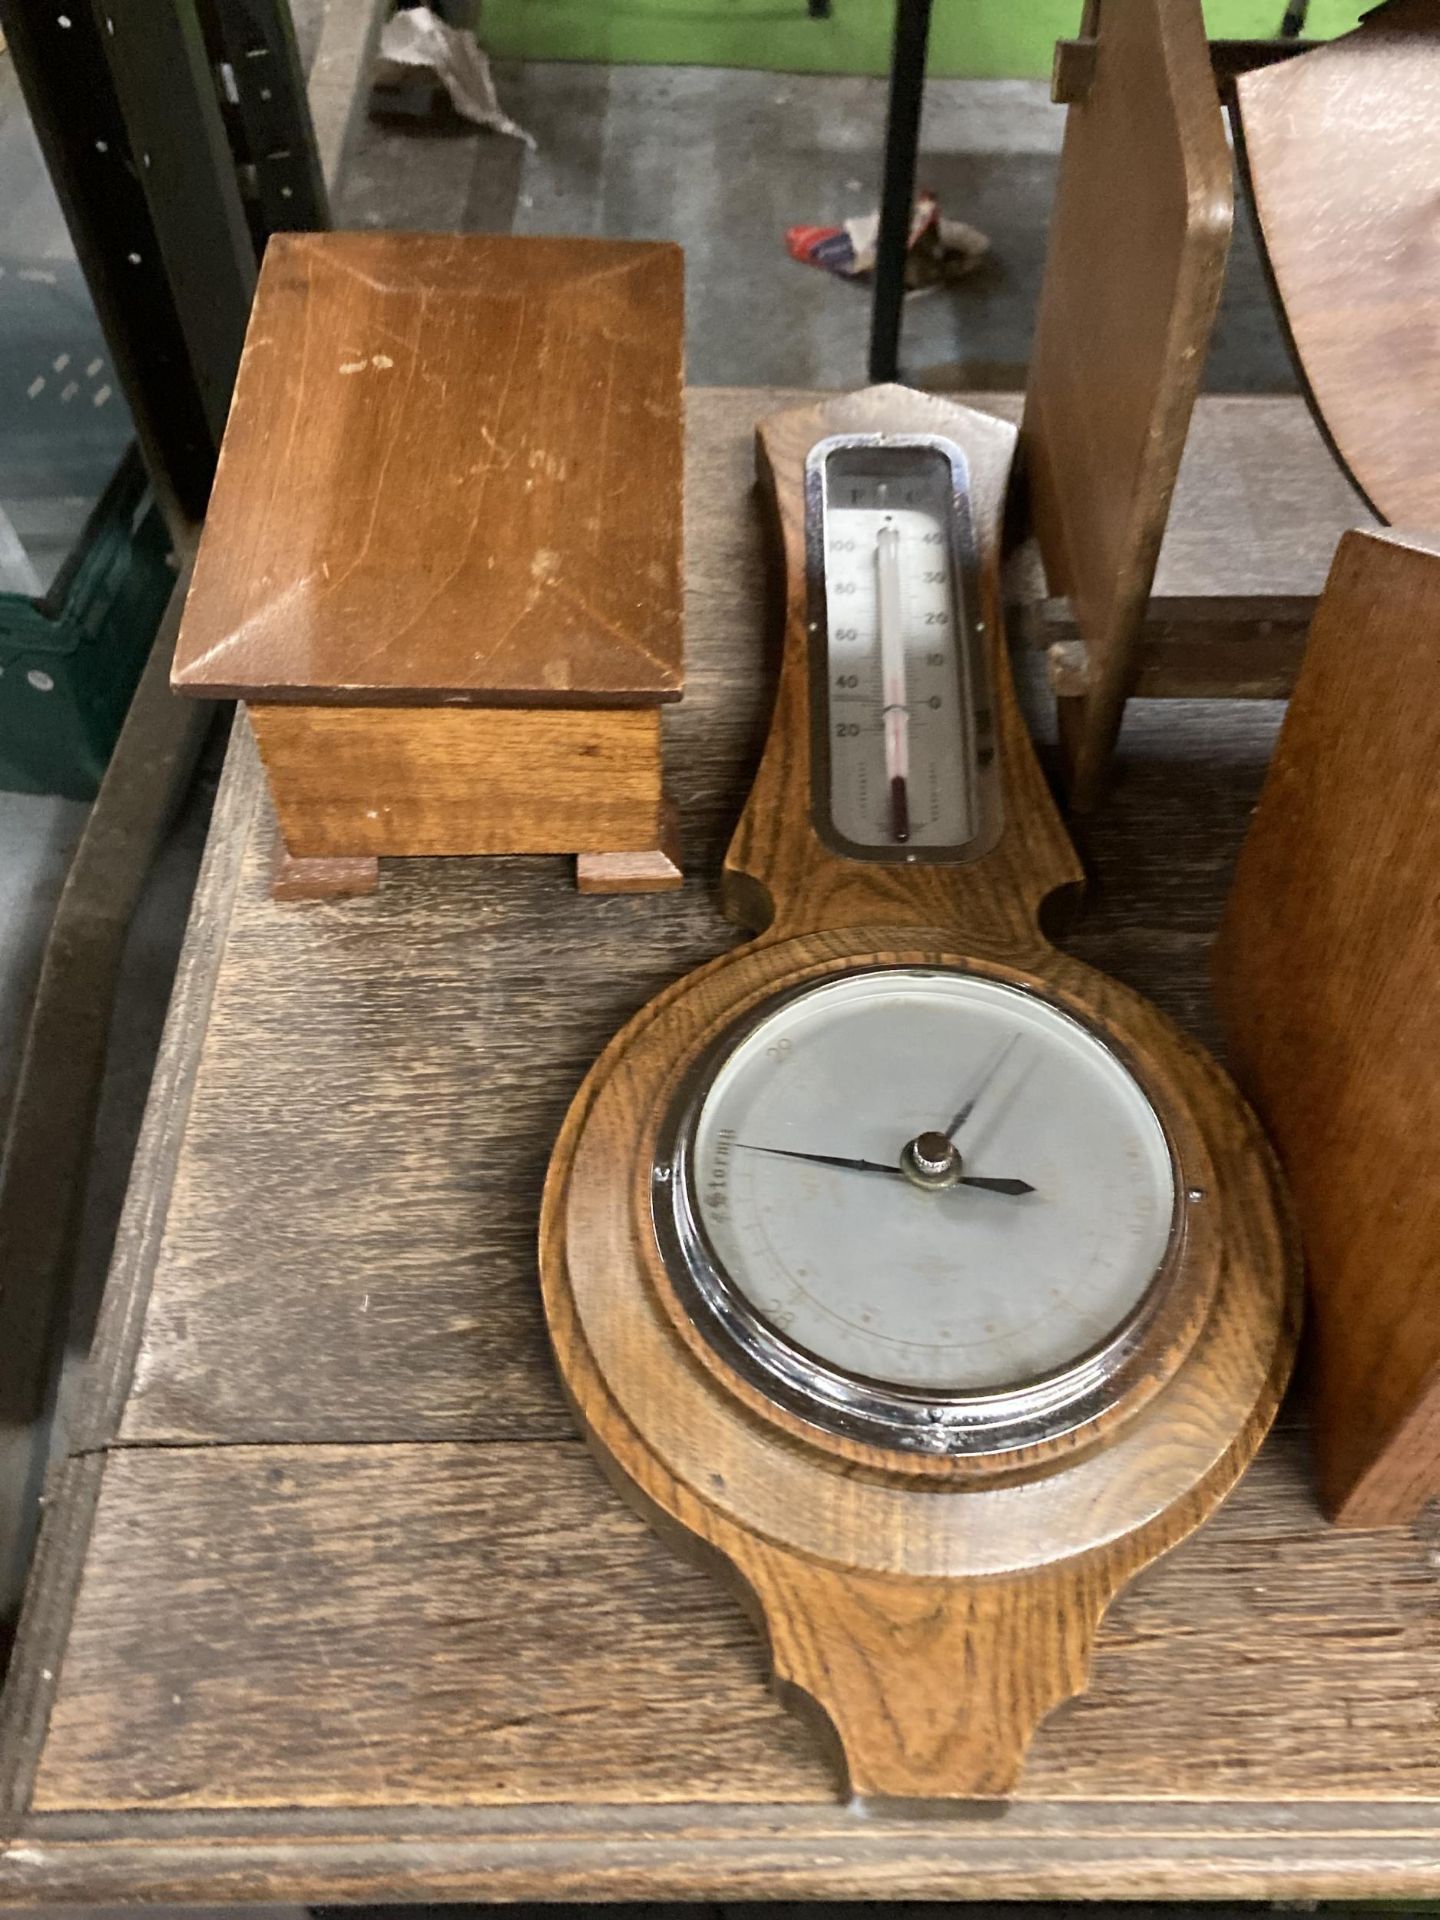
<box><xmin>661</xmin><ymin>968</ymin><xmax>1177</xmax><ymax>1428</ymax></box>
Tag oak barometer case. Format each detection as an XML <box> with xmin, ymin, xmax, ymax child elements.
<box><xmin>540</xmin><ymin>388</ymin><xmax>1300</xmax><ymax>1805</ymax></box>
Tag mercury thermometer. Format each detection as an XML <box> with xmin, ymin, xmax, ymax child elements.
<box><xmin>806</xmin><ymin>434</ymin><xmax>1000</xmax><ymax>862</ymax></box>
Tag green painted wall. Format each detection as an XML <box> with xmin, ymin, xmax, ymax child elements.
<box><xmin>478</xmin><ymin>1</ymin><xmax>1365</xmax><ymax>76</ymax></box>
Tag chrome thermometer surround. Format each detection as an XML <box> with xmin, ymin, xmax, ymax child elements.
<box><xmin>805</xmin><ymin>432</ymin><xmax>1002</xmax><ymax>865</ymax></box>
<box><xmin>652</xmin><ymin>964</ymin><xmax>1192</xmax><ymax>1462</ymax></box>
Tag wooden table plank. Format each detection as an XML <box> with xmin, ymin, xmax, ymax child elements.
<box><xmin>25</xmin><ymin>1431</ymin><xmax>1440</xmax><ymax>1822</ymax></box>
<box><xmin>11</xmin><ymin>1803</ymin><xmax>1440</xmax><ymax>1908</ymax></box>
<box><xmin>31</xmin><ymin>1443</ymin><xmax>823</xmax><ymax>1813</ymax></box>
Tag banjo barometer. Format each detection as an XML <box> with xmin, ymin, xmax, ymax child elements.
<box><xmin>540</xmin><ymin>388</ymin><xmax>1300</xmax><ymax>1804</ymax></box>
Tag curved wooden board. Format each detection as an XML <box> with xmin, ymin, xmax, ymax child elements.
<box><xmin>1022</xmin><ymin>0</ymin><xmax>1234</xmax><ymax>807</ymax></box>
<box><xmin>1235</xmin><ymin>0</ymin><xmax>1440</xmax><ymax>528</ymax></box>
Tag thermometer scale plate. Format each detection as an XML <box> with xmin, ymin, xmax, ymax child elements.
<box><xmin>807</xmin><ymin>434</ymin><xmax>1000</xmax><ymax>863</ymax></box>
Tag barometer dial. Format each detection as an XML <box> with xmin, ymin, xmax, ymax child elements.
<box><xmin>659</xmin><ymin>967</ymin><xmax>1179</xmax><ymax>1450</ymax></box>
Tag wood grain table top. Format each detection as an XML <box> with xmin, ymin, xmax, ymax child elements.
<box><xmin>171</xmin><ymin>232</ymin><xmax>685</xmax><ymax>707</ymax></box>
<box><xmin>3</xmin><ymin>388</ymin><xmax>1428</xmax><ymax>1907</ymax></box>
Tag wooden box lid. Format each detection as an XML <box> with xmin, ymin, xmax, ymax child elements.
<box><xmin>172</xmin><ymin>232</ymin><xmax>684</xmax><ymax>708</ymax></box>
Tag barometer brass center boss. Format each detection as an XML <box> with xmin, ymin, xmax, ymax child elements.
<box><xmin>540</xmin><ymin>387</ymin><xmax>1300</xmax><ymax>1805</ymax></box>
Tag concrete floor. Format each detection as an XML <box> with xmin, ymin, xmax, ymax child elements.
<box><xmin>343</xmin><ymin>61</ymin><xmax>1296</xmax><ymax>393</ymax></box>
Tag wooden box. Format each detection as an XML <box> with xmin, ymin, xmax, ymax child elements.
<box><xmin>173</xmin><ymin>231</ymin><xmax>684</xmax><ymax>896</ymax></box>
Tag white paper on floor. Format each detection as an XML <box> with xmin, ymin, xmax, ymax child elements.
<box><xmin>376</xmin><ymin>7</ymin><xmax>536</xmax><ymax>148</ymax></box>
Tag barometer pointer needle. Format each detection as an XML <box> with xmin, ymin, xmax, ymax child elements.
<box><xmin>735</xmin><ymin>1142</ymin><xmax>1035</xmax><ymax>1197</ymax></box>
<box><xmin>876</xmin><ymin>523</ymin><xmax>911</xmax><ymax>845</ymax></box>
<box><xmin>944</xmin><ymin>1174</ymin><xmax>1035</xmax><ymax>1197</ymax></box>
<box><xmin>942</xmin><ymin>1032</ymin><xmax>1021</xmax><ymax>1141</ymax></box>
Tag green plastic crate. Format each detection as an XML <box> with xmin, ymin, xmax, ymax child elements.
<box><xmin>0</xmin><ymin>448</ymin><xmax>177</xmax><ymax>802</ymax></box>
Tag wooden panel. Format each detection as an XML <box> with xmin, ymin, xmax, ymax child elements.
<box><xmin>171</xmin><ymin>232</ymin><xmax>684</xmax><ymax>706</ymax></box>
<box><xmin>249</xmin><ymin>702</ymin><xmax>663</xmax><ymax>857</ymax></box>
<box><xmin>1214</xmin><ymin>527</ymin><xmax>1440</xmax><ymax>1525</ymax></box>
<box><xmin>26</xmin><ymin>1433</ymin><xmax>1440</xmax><ymax>1818</ymax></box>
<box><xmin>1022</xmin><ymin>0</ymin><xmax>1234</xmax><ymax>804</ymax></box>
<box><xmin>1235</xmin><ymin>0</ymin><xmax>1440</xmax><ymax>528</ymax></box>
